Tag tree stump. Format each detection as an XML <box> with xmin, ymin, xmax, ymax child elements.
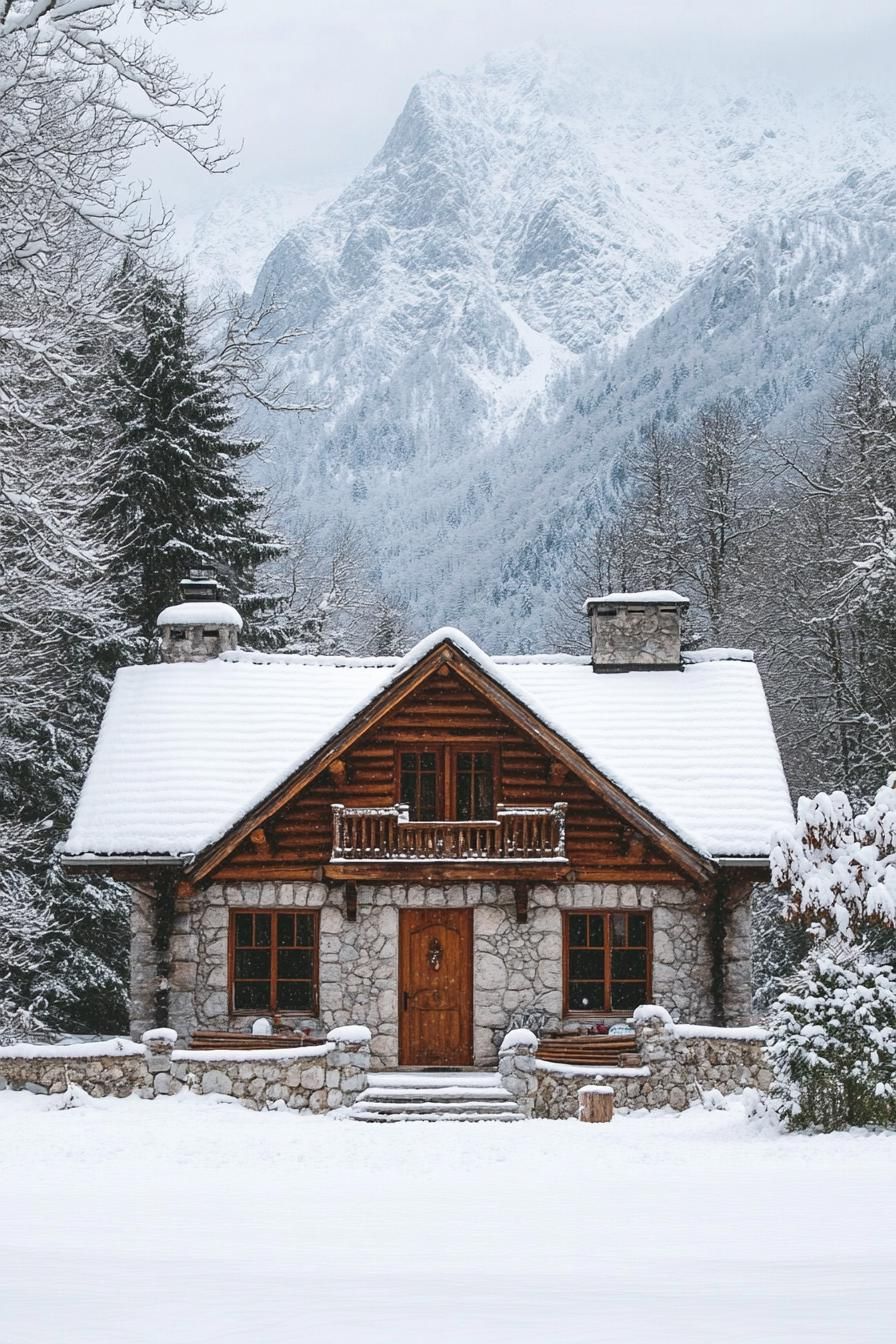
<box><xmin>578</xmin><ymin>1084</ymin><xmax>614</xmax><ymax>1123</ymax></box>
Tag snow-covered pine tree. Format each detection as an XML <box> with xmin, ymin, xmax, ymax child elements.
<box><xmin>93</xmin><ymin>262</ymin><xmax>284</xmax><ymax>650</ymax></box>
<box><xmin>766</xmin><ymin>777</ymin><xmax>896</xmax><ymax>1129</ymax></box>
<box><xmin>766</xmin><ymin>941</ymin><xmax>896</xmax><ymax>1130</ymax></box>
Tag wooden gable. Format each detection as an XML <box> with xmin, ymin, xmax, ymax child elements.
<box><xmin>192</xmin><ymin>641</ymin><xmax>712</xmax><ymax>886</ymax></box>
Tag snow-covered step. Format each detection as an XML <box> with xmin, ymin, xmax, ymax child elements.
<box><xmin>349</xmin><ymin>1070</ymin><xmax>525</xmax><ymax>1122</ymax></box>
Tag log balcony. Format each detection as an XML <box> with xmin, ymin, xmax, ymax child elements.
<box><xmin>328</xmin><ymin>802</ymin><xmax>569</xmax><ymax>878</ymax></box>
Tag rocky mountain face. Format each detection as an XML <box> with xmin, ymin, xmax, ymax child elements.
<box><xmin>232</xmin><ymin>51</ymin><xmax>896</xmax><ymax>648</ymax></box>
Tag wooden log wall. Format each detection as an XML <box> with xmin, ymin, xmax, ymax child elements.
<box><xmin>211</xmin><ymin>670</ymin><xmax>687</xmax><ymax>884</ymax></box>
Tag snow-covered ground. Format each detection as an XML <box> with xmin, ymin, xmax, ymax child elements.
<box><xmin>1</xmin><ymin>1091</ymin><xmax>892</xmax><ymax>1343</ymax></box>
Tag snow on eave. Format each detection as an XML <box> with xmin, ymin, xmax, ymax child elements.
<box><xmin>682</xmin><ymin>648</ymin><xmax>754</xmax><ymax>664</ymax></box>
<box><xmin>189</xmin><ymin>626</ymin><xmax>716</xmax><ymax>873</ymax></box>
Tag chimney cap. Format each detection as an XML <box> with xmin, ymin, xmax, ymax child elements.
<box><xmin>583</xmin><ymin>589</ymin><xmax>689</xmax><ymax>614</ymax></box>
<box><xmin>156</xmin><ymin>601</ymin><xmax>243</xmax><ymax>630</ymax></box>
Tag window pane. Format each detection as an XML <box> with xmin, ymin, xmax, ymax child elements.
<box><xmin>611</xmin><ymin>913</ymin><xmax>627</xmax><ymax>947</ymax></box>
<box><xmin>611</xmin><ymin>981</ymin><xmax>645</xmax><ymax>1011</ymax></box>
<box><xmin>568</xmin><ymin>914</ymin><xmax>587</xmax><ymax>947</ymax></box>
<box><xmin>295</xmin><ymin>914</ymin><xmax>315</xmax><ymax>947</ymax></box>
<box><xmin>456</xmin><ymin>752</ymin><xmax>472</xmax><ymax>771</ymax></box>
<box><xmin>570</xmin><ymin>949</ymin><xmax>603</xmax><ymax>979</ymax></box>
<box><xmin>474</xmin><ymin>760</ymin><xmax>494</xmax><ymax>819</ymax></box>
<box><xmin>612</xmin><ymin>950</ymin><xmax>648</xmax><ymax>980</ymax></box>
<box><xmin>234</xmin><ymin>980</ymin><xmax>270</xmax><ymax>1011</ymax></box>
<box><xmin>588</xmin><ymin>915</ymin><xmax>605</xmax><ymax>947</ymax></box>
<box><xmin>628</xmin><ymin>914</ymin><xmax>648</xmax><ymax>947</ymax></box>
<box><xmin>277</xmin><ymin>913</ymin><xmax>295</xmax><ymax>947</ymax></box>
<box><xmin>235</xmin><ymin>949</ymin><xmax>271</xmax><ymax>980</ymax></box>
<box><xmin>456</xmin><ymin>767</ymin><xmax>472</xmax><ymax>821</ymax></box>
<box><xmin>400</xmin><ymin>767</ymin><xmax>417</xmax><ymax>812</ymax></box>
<box><xmin>420</xmin><ymin>752</ymin><xmax>436</xmax><ymax>772</ymax></box>
<box><xmin>277</xmin><ymin>980</ymin><xmax>313</xmax><ymax>1011</ymax></box>
<box><xmin>419</xmin><ymin>770</ymin><xmax>437</xmax><ymax>821</ymax></box>
<box><xmin>234</xmin><ymin>913</ymin><xmax>253</xmax><ymax>947</ymax></box>
<box><xmin>569</xmin><ymin>981</ymin><xmax>604</xmax><ymax>1011</ymax></box>
<box><xmin>278</xmin><ymin>948</ymin><xmax>313</xmax><ymax>980</ymax></box>
<box><xmin>254</xmin><ymin>914</ymin><xmax>271</xmax><ymax>947</ymax></box>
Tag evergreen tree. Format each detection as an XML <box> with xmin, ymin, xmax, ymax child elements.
<box><xmin>94</xmin><ymin>265</ymin><xmax>283</xmax><ymax>647</ymax></box>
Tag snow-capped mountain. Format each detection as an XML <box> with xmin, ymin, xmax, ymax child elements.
<box><xmin>174</xmin><ymin>183</ymin><xmax>337</xmax><ymax>296</ymax></box>
<box><xmin>239</xmin><ymin>51</ymin><xmax>896</xmax><ymax>647</ymax></box>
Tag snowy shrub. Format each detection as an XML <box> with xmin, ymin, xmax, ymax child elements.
<box><xmin>766</xmin><ymin>941</ymin><xmax>896</xmax><ymax>1131</ymax></box>
<box><xmin>771</xmin><ymin>777</ymin><xmax>896</xmax><ymax>941</ymax></box>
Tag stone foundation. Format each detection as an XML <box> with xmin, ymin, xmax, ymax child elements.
<box><xmin>132</xmin><ymin>879</ymin><xmax>754</xmax><ymax>1068</ymax></box>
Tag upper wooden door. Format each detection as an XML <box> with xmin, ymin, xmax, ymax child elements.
<box><xmin>399</xmin><ymin>909</ymin><xmax>473</xmax><ymax>1066</ymax></box>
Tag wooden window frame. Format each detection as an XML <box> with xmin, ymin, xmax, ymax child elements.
<box><xmin>392</xmin><ymin>743</ymin><xmax>502</xmax><ymax>820</ymax></box>
<box><xmin>562</xmin><ymin>909</ymin><xmax>653</xmax><ymax>1017</ymax></box>
<box><xmin>228</xmin><ymin>909</ymin><xmax>320</xmax><ymax>1017</ymax></box>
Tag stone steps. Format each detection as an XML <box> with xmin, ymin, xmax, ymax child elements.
<box><xmin>350</xmin><ymin>1073</ymin><xmax>525</xmax><ymax>1123</ymax></box>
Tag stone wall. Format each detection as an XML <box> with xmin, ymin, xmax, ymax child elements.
<box><xmin>0</xmin><ymin>1039</ymin><xmax>151</xmax><ymax>1098</ymax></box>
<box><xmin>0</xmin><ymin>1026</ymin><xmax>371</xmax><ymax>1113</ymax></box>
<box><xmin>499</xmin><ymin>1008</ymin><xmax>770</xmax><ymax>1117</ymax></box>
<box><xmin>136</xmin><ymin>878</ymin><xmax>753</xmax><ymax>1068</ymax></box>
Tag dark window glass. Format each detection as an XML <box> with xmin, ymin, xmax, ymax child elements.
<box><xmin>628</xmin><ymin>914</ymin><xmax>649</xmax><ymax>947</ymax></box>
<box><xmin>277</xmin><ymin>980</ymin><xmax>314</xmax><ymax>1011</ymax></box>
<box><xmin>568</xmin><ymin>914</ymin><xmax>587</xmax><ymax>947</ymax></box>
<box><xmin>277</xmin><ymin>913</ymin><xmax>295</xmax><ymax>947</ymax></box>
<box><xmin>611</xmin><ymin>913</ymin><xmax>627</xmax><ymax>947</ymax></box>
<box><xmin>569</xmin><ymin>982</ymin><xmax>604</xmax><ymax>1011</ymax></box>
<box><xmin>255</xmin><ymin>914</ymin><xmax>271</xmax><ymax>947</ymax></box>
<box><xmin>455</xmin><ymin>751</ymin><xmax>495</xmax><ymax>820</ymax></box>
<box><xmin>278</xmin><ymin>948</ymin><xmax>313</xmax><ymax>980</ymax></box>
<box><xmin>612</xmin><ymin>950</ymin><xmax>648</xmax><ymax>980</ymax></box>
<box><xmin>234</xmin><ymin>980</ymin><xmax>270</xmax><ymax>1011</ymax></box>
<box><xmin>234</xmin><ymin>913</ymin><xmax>253</xmax><ymax>947</ymax></box>
<box><xmin>611</xmin><ymin>981</ymin><xmax>645</xmax><ymax>1011</ymax></box>
<box><xmin>235</xmin><ymin>949</ymin><xmax>271</xmax><ymax>980</ymax></box>
<box><xmin>400</xmin><ymin>751</ymin><xmax>438</xmax><ymax>820</ymax></box>
<box><xmin>588</xmin><ymin>915</ymin><xmax>605</xmax><ymax>946</ymax></box>
<box><xmin>295</xmin><ymin>914</ymin><xmax>315</xmax><ymax>946</ymax></box>
<box><xmin>570</xmin><ymin>949</ymin><xmax>603</xmax><ymax>980</ymax></box>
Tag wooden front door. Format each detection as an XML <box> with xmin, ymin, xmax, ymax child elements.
<box><xmin>399</xmin><ymin>909</ymin><xmax>473</xmax><ymax>1066</ymax></box>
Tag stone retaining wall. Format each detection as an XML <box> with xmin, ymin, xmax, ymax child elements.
<box><xmin>500</xmin><ymin>1007</ymin><xmax>770</xmax><ymax>1118</ymax></box>
<box><xmin>0</xmin><ymin>1026</ymin><xmax>371</xmax><ymax>1113</ymax></box>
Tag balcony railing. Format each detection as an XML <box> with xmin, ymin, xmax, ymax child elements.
<box><xmin>331</xmin><ymin>802</ymin><xmax>568</xmax><ymax>863</ymax></box>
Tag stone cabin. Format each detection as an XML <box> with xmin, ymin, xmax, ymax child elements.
<box><xmin>62</xmin><ymin>578</ymin><xmax>793</xmax><ymax>1070</ymax></box>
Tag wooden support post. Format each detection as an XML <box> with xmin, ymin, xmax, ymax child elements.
<box><xmin>578</xmin><ymin>1084</ymin><xmax>614</xmax><ymax>1123</ymax></box>
<box><xmin>513</xmin><ymin>882</ymin><xmax>529</xmax><ymax>924</ymax></box>
<box><xmin>344</xmin><ymin>881</ymin><xmax>358</xmax><ymax>922</ymax></box>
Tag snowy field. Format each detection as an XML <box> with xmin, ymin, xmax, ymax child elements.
<box><xmin>1</xmin><ymin>1091</ymin><xmax>893</xmax><ymax>1344</ymax></box>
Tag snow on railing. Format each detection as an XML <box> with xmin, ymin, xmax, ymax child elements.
<box><xmin>331</xmin><ymin>801</ymin><xmax>568</xmax><ymax>862</ymax></box>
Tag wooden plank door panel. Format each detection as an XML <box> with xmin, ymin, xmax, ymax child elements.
<box><xmin>399</xmin><ymin>909</ymin><xmax>473</xmax><ymax>1066</ymax></box>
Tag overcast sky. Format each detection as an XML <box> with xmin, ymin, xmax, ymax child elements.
<box><xmin>147</xmin><ymin>0</ymin><xmax>896</xmax><ymax>216</ymax></box>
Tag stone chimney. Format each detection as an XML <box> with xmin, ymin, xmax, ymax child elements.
<box><xmin>583</xmin><ymin>590</ymin><xmax>689</xmax><ymax>672</ymax></box>
<box><xmin>157</xmin><ymin>569</ymin><xmax>243</xmax><ymax>663</ymax></box>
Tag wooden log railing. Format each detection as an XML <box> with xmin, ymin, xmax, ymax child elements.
<box><xmin>331</xmin><ymin>802</ymin><xmax>568</xmax><ymax>862</ymax></box>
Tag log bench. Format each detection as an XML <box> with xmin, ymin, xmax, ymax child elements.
<box><xmin>536</xmin><ymin>1033</ymin><xmax>638</xmax><ymax>1067</ymax></box>
<box><xmin>188</xmin><ymin>1030</ymin><xmax>325</xmax><ymax>1051</ymax></box>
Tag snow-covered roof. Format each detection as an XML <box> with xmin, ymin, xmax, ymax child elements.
<box><xmin>583</xmin><ymin>590</ymin><xmax>690</xmax><ymax>609</ymax></box>
<box><xmin>157</xmin><ymin>601</ymin><xmax>243</xmax><ymax>629</ymax></box>
<box><xmin>63</xmin><ymin>626</ymin><xmax>793</xmax><ymax>864</ymax></box>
